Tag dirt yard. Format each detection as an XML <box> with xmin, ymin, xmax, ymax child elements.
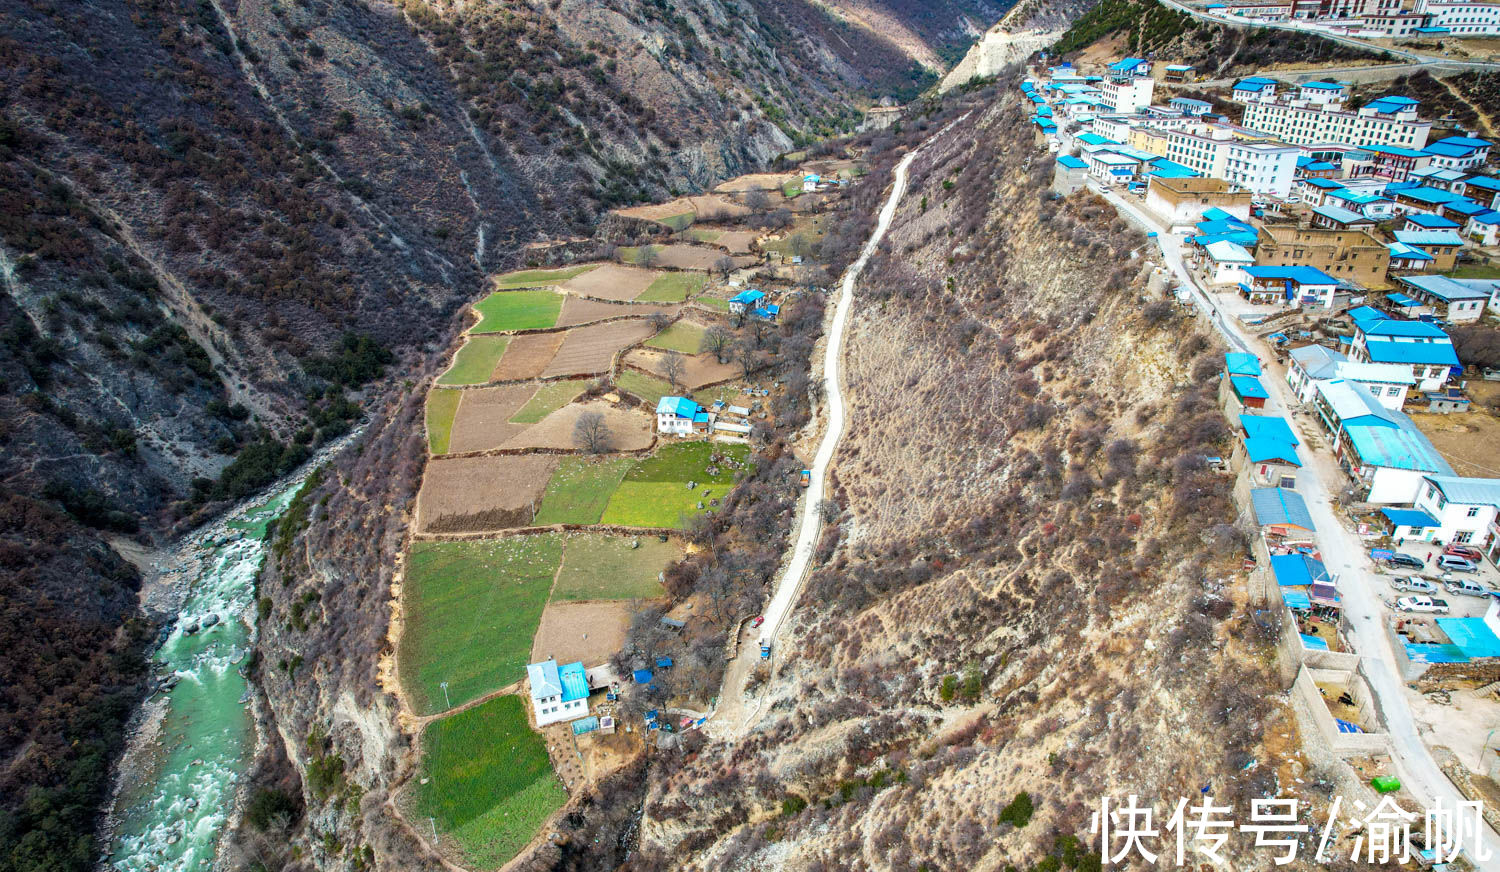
<box><xmin>557</xmin><ymin>297</ymin><xmax>678</xmax><ymax>328</ymax></box>
<box><xmin>541</xmin><ymin>320</ymin><xmax>655</xmax><ymax>378</ymax></box>
<box><xmin>563</xmin><ymin>263</ymin><xmax>661</xmax><ymax>302</ymax></box>
<box><xmin>623</xmin><ymin>349</ymin><xmax>740</xmax><ymax>390</ymax></box>
<box><xmin>416</xmin><ymin>454</ymin><xmax>559</xmax><ymax>532</ymax></box>
<box><xmin>501</xmin><ymin>400</ymin><xmax>653</xmax><ymax>451</ymax></box>
<box><xmin>493</xmin><ymin>332</ymin><xmax>565</xmax><ymax>381</ymax></box>
<box><xmin>446</xmin><ymin>384</ymin><xmax>535</xmax><ymax>454</ymax></box>
<box><xmin>1410</xmin><ymin>410</ymin><xmax>1500</xmax><ymax>477</ymax></box>
<box><xmin>530</xmin><ymin>600</ymin><xmax>630</xmax><ymax>667</ymax></box>
<box><xmin>714</xmin><ymin>172</ymin><xmax>797</xmax><ymax>193</ymax></box>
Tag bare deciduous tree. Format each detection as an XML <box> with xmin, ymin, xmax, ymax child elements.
<box><xmin>713</xmin><ymin>254</ymin><xmax>734</xmax><ymax>279</ymax></box>
<box><xmin>637</xmin><ymin>245</ymin><xmax>660</xmax><ymax>268</ymax></box>
<box><xmin>745</xmin><ymin>187</ymin><xmax>770</xmax><ymax>212</ymax></box>
<box><xmin>735</xmin><ymin>339</ymin><xmax>760</xmax><ymax>376</ymax></box>
<box><xmin>661</xmin><ymin>350</ymin><xmax>686</xmax><ymax>391</ymax></box>
<box><xmin>573</xmin><ymin>410</ymin><xmax>612</xmax><ymax>454</ymax></box>
<box><xmin>703</xmin><ymin>325</ymin><xmax>732</xmax><ymax>362</ymax></box>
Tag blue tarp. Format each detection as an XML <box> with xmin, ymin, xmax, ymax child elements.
<box><xmin>1301</xmin><ymin>633</ymin><xmax>1330</xmax><ymax>651</ymax></box>
<box><xmin>1380</xmin><ymin>507</ymin><xmax>1439</xmax><ymax>530</ymax></box>
<box><xmin>655</xmin><ymin>657</ymin><xmax>674</xmax><ymax>669</ymax></box>
<box><xmin>1436</xmin><ymin>618</ymin><xmax>1500</xmax><ymax>659</ymax></box>
<box><xmin>632</xmin><ymin>669</ymin><xmax>653</xmax><ymax>684</ymax></box>
<box><xmin>1335</xmin><ymin>718</ymin><xmax>1362</xmax><ymax>733</ymax></box>
<box><xmin>1272</xmin><ymin>553</ymin><xmax>1331</xmax><ymax>587</ymax></box>
<box><xmin>1404</xmin><ymin>642</ymin><xmax>1469</xmax><ymax>663</ymax></box>
<box><xmin>1283</xmin><ymin>589</ymin><xmax>1312</xmax><ymax>609</ymax></box>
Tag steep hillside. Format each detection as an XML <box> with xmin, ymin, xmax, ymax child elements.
<box><xmin>0</xmin><ymin>0</ymin><xmax>995</xmax><ymax>868</ymax></box>
<box><xmin>613</xmin><ymin>87</ymin><xmax>1296</xmax><ymax>870</ymax></box>
<box><xmin>942</xmin><ymin>0</ymin><xmax>1102</xmax><ymax>91</ymax></box>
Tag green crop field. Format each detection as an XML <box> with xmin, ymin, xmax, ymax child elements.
<box><xmin>645</xmin><ymin>321</ymin><xmax>707</xmax><ymax>353</ymax></box>
<box><xmin>426</xmin><ymin>389</ymin><xmax>463</xmax><ymax>455</ymax></box>
<box><xmin>692</xmin><ymin>384</ymin><xmax>740</xmax><ymax>408</ymax></box>
<box><xmin>553</xmin><ymin>534</ymin><xmax>676</xmax><ymax>600</ymax></box>
<box><xmin>781</xmin><ymin>179</ymin><xmax>801</xmax><ymax>198</ymax></box>
<box><xmin>510</xmin><ymin>380</ymin><xmax>585</xmax><ymax>424</ymax></box>
<box><xmin>399</xmin><ymin>536</ymin><xmax>563</xmax><ymax>715</ymax></box>
<box><xmin>616</xmin><ymin>370</ymin><xmax>672</xmax><ymax>406</ymax></box>
<box><xmin>471</xmin><ymin>290</ymin><xmax>562</xmax><ymax>333</ymax></box>
<box><xmin>532</xmin><ymin>457</ymin><xmax>634</xmax><ymax>526</ymax></box>
<box><xmin>695</xmin><ymin>295</ymin><xmax>730</xmax><ymax>313</ymax></box>
<box><xmin>686</xmin><ymin>228</ymin><xmax>722</xmax><ymax>244</ymax></box>
<box><xmin>494</xmin><ymin>265</ymin><xmax>598</xmax><ymax>289</ymax></box>
<box><xmin>638</xmin><ymin>271</ymin><xmax>707</xmax><ymax>303</ymax></box>
<box><xmin>615</xmin><ymin>245</ymin><xmax>661</xmax><ymax>266</ymax></box>
<box><xmin>600</xmin><ymin>442</ymin><xmax>750</xmax><ymax>528</ymax></box>
<box><xmin>417</xmin><ymin>695</ymin><xmax>565</xmax><ymax>869</ymax></box>
<box><xmin>657</xmin><ymin>213</ymin><xmax>694</xmax><ymax>232</ymax></box>
<box><xmin>438</xmin><ymin>335</ymin><xmax>509</xmax><ymax>386</ymax></box>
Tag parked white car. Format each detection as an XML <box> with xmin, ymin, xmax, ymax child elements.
<box><xmin>1396</xmin><ymin>596</ymin><xmax>1451</xmax><ymax>614</ymax></box>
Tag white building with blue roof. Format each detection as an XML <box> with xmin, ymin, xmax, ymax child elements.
<box><xmin>1412</xmin><ymin>475</ymin><xmax>1500</xmax><ymax>552</ymax></box>
<box><xmin>528</xmin><ymin>658</ymin><xmax>591</xmax><ymax>726</ymax></box>
<box><xmin>728</xmin><ymin>288</ymin><xmax>765</xmax><ymax>316</ymax></box>
<box><xmin>1310</xmin><ymin>379</ymin><xmax>1456</xmax><ymax>503</ymax></box>
<box><xmin>1232</xmin><ymin>77</ymin><xmax>1278</xmax><ymax>104</ymax></box>
<box><xmin>1348</xmin><ymin>306</ymin><xmax>1461</xmax><ymax>389</ymax></box>
<box><xmin>656</xmin><ymin>396</ymin><xmax>711</xmax><ymax>436</ymax></box>
<box><xmin>1394</xmin><ymin>274</ymin><xmax>1492</xmax><ymax>323</ymax></box>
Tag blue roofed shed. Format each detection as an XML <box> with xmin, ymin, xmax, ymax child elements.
<box><xmin>1271</xmin><ymin>553</ymin><xmax>1332</xmax><ymax>587</ymax></box>
<box><xmin>1225</xmin><ymin>351</ymin><xmax>1261</xmax><ymax>377</ymax></box>
<box><xmin>1436</xmin><ymin>618</ymin><xmax>1500</xmax><ymax>659</ymax></box>
<box><xmin>1056</xmin><ymin>155</ymin><xmax>1088</xmax><ymax>169</ymax></box>
<box><xmin>1244</xmin><ymin>437</ymin><xmax>1301</xmax><ymax>466</ymax></box>
<box><xmin>1241</xmin><ymin>414</ymin><xmax>1299</xmax><ymax>445</ymax></box>
<box><xmin>1251</xmin><ymin>487</ymin><xmax>1316</xmax><ymax>531</ymax></box>
<box><xmin>559</xmin><ymin>661</ymin><xmax>590</xmax><ymax>702</ymax></box>
<box><xmin>1380</xmin><ymin>507</ymin><xmax>1439</xmax><ymax>534</ymax></box>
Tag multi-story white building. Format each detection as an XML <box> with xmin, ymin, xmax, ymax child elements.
<box><xmin>1416</xmin><ymin>0</ymin><xmax>1500</xmax><ymax>34</ymax></box>
<box><xmin>1163</xmin><ymin>128</ymin><xmax>1299</xmax><ymax>196</ymax></box>
<box><xmin>1242</xmin><ymin>94</ymin><xmax>1431</xmax><ymax>148</ymax></box>
<box><xmin>1412</xmin><ymin>476</ymin><xmax>1500</xmax><ymax>549</ymax></box>
<box><xmin>1098</xmin><ymin>76</ymin><xmax>1155</xmax><ymax>114</ymax></box>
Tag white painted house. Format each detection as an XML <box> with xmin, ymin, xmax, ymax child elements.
<box><xmin>656</xmin><ymin>396</ymin><xmax>710</xmax><ymax>436</ymax></box>
<box><xmin>1412</xmin><ymin>476</ymin><xmax>1500</xmax><ymax>551</ymax></box>
<box><xmin>1203</xmin><ymin>239</ymin><xmax>1255</xmax><ymax>285</ymax></box>
<box><xmin>728</xmin><ymin>289</ymin><xmax>765</xmax><ymax>316</ymax></box>
<box><xmin>1287</xmin><ymin>345</ymin><xmax>1413</xmax><ymax>409</ymax></box>
<box><xmin>528</xmin><ymin>659</ymin><xmax>590</xmax><ymax>727</ymax></box>
<box><xmin>1348</xmin><ymin>310</ymin><xmax>1460</xmax><ymax>391</ymax></box>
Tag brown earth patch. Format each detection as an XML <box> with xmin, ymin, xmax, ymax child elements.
<box><xmin>493</xmin><ymin>332</ymin><xmax>565</xmax><ymax>380</ymax></box>
<box><xmin>651</xmin><ymin>244</ymin><xmax>755</xmax><ymax>271</ymax></box>
<box><xmin>1410</xmin><ymin>410</ymin><xmax>1500</xmax><ymax>477</ymax></box>
<box><xmin>713</xmin><ymin>230</ymin><xmax>758</xmax><ymax>255</ymax></box>
<box><xmin>563</xmin><ymin>263</ymin><xmax>661</xmax><ymax>301</ymax></box>
<box><xmin>624</xmin><ymin>348</ymin><xmax>741</xmax><ymax>391</ymax></box>
<box><xmin>556</xmin><ymin>296</ymin><xmax>679</xmax><ymax>328</ymax></box>
<box><xmin>713</xmin><ymin>172</ymin><xmax>797</xmax><ymax>193</ymax></box>
<box><xmin>541</xmin><ymin>320</ymin><xmax>655</xmax><ymax>378</ymax></box>
<box><xmin>684</xmin><ymin>195</ymin><xmax>750</xmax><ymax>221</ymax></box>
<box><xmin>530</xmin><ymin>600</ymin><xmax>630</xmax><ymax>668</ymax></box>
<box><xmin>416</xmin><ymin>454</ymin><xmax>558</xmax><ymax>533</ymax></box>
<box><xmin>446</xmin><ymin>384</ymin><xmax>535</xmax><ymax>454</ymax></box>
<box><xmin>500</xmin><ymin>400</ymin><xmax>654</xmax><ymax>451</ymax></box>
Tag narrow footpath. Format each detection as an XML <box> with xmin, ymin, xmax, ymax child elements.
<box><xmin>1101</xmin><ymin>185</ymin><xmax>1500</xmax><ymax>860</ymax></box>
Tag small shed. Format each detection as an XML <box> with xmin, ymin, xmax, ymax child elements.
<box><xmin>632</xmin><ymin>669</ymin><xmax>654</xmax><ymax>684</ymax></box>
<box><xmin>1251</xmin><ymin>487</ymin><xmax>1317</xmax><ymax>534</ymax></box>
<box><xmin>1380</xmin><ymin>507</ymin><xmax>1439</xmax><ymax>541</ymax></box>
<box><xmin>1230</xmin><ymin>375</ymin><xmax>1270</xmax><ymax>410</ymax></box>
<box><xmin>1421</xmin><ymin>390</ymin><xmax>1470</xmax><ymax>413</ymax></box>
<box><xmin>660</xmin><ymin>616</ymin><xmax>686</xmax><ymax>631</ymax></box>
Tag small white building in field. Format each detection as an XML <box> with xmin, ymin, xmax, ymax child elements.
<box><xmin>528</xmin><ymin>659</ymin><xmax>590</xmax><ymax>727</ymax></box>
<box><xmin>656</xmin><ymin>396</ymin><xmax>710</xmax><ymax>436</ymax></box>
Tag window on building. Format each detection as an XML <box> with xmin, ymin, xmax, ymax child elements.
<box><xmin>1468</xmin><ymin>507</ymin><xmax>1481</xmax><ymax>517</ymax></box>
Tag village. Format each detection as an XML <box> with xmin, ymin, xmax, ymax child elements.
<box><xmin>1038</xmin><ymin>51</ymin><xmax>1500</xmax><ymax>855</ymax></box>
<box><xmin>388</xmin><ymin>157</ymin><xmax>862</xmax><ymax>867</ymax></box>
<box><xmin>1185</xmin><ymin>0</ymin><xmax>1500</xmax><ymax>40</ymax></box>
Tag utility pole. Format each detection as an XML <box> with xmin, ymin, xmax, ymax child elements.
<box><xmin>440</xmin><ymin>681</ymin><xmax>450</xmax><ymax>709</ymax></box>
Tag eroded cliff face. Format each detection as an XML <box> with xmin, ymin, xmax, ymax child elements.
<box><xmin>622</xmin><ymin>89</ymin><xmax>1292</xmax><ymax>871</ymax></box>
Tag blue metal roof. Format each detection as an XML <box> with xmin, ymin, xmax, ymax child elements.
<box><xmin>1463</xmin><ymin>175</ymin><xmax>1500</xmax><ymax>193</ymax></box>
<box><xmin>1425</xmin><ymin>142</ymin><xmax>1476</xmax><ymax>158</ymax></box>
<box><xmin>1201</xmin><ymin>207</ymin><xmax>1238</xmax><ymax>222</ymax></box>
<box><xmin>1390</xmin><ymin>186</ymin><xmax>1464</xmax><ymax>205</ymax></box>
<box><xmin>1443</xmin><ymin>200</ymin><xmax>1487</xmax><ymax>216</ymax></box>
<box><xmin>1241</xmin><ymin>414</ymin><xmax>1299</xmax><ymax>445</ymax></box>
<box><xmin>1424</xmin><ymin>475</ymin><xmax>1500</xmax><ymax>507</ymax></box>
<box><xmin>729</xmin><ymin>289</ymin><xmax>765</xmax><ymax>305</ymax></box>
<box><xmin>1198</xmin><ymin>218</ymin><xmax>1254</xmax><ymax>235</ymax></box>
<box><xmin>1301</xmin><ymin>81</ymin><xmax>1344</xmax><ymax>91</ymax></box>
<box><xmin>1381</xmin><ymin>507</ymin><xmax>1440</xmax><ymax>529</ymax></box>
<box><xmin>1271</xmin><ymin>553</ymin><xmax>1331</xmax><ymax>587</ymax></box>
<box><xmin>1397</xmin><ymin>275</ymin><xmax>1492</xmax><ymax>303</ymax></box>
<box><xmin>1471</xmin><ymin>210</ymin><xmax>1500</xmax><ymax>225</ymax></box>
<box><xmin>1231</xmin><ymin>376</ymin><xmax>1269</xmax><ymax>400</ymax></box>
<box><xmin>1388</xmin><ymin>242</ymin><xmax>1434</xmax><ymax>261</ymax></box>
<box><xmin>1108</xmin><ymin>57</ymin><xmax>1147</xmax><ymax>71</ymax></box>
<box><xmin>1393</xmin><ymin>230</ymin><xmax>1463</xmax><ymax>246</ymax></box>
<box><xmin>1406</xmin><ymin>213</ymin><xmax>1459</xmax><ymax>229</ymax></box>
<box><xmin>1076</xmin><ymin>133</ymin><xmax>1119</xmax><ymax>146</ymax></box>
<box><xmin>657</xmin><ymin>396</ymin><xmax>703</xmax><ymax>418</ymax></box>
<box><xmin>1365</xmin><ymin>143</ymin><xmax>1429</xmax><ymax>158</ymax></box>
<box><xmin>1147</xmin><ymin>159</ymin><xmax>1199</xmax><ymax>179</ymax></box>
<box><xmin>1437</xmin><ymin>618</ymin><xmax>1500</xmax><ymax>659</ymax></box>
<box><xmin>1244</xmin><ymin>437</ymin><xmax>1301</xmax><ymax>466</ymax></box>
<box><xmin>1283</xmin><ymin>589</ymin><xmax>1312</xmax><ymax>609</ymax></box>
<box><xmin>1235</xmin><ymin>77</ymin><xmax>1277</xmax><ymax>89</ymax></box>
<box><xmin>1056</xmin><ymin>155</ymin><xmax>1087</xmax><ymax>169</ymax></box>
<box><xmin>1251</xmin><ymin>487</ymin><xmax>1316</xmax><ymax>531</ymax></box>
<box><xmin>528</xmin><ymin>660</ymin><xmax>562</xmax><ymax>698</ymax></box>
<box><xmin>1242</xmin><ymin>265</ymin><xmax>1336</xmax><ymax>285</ymax></box>
<box><xmin>559</xmin><ymin>661</ymin><xmax>589</xmax><ymax>702</ymax></box>
<box><xmin>1303</xmin><ymin>178</ymin><xmax>1345</xmax><ymax>190</ymax></box>
<box><xmin>1362</xmin><ymin>340</ymin><xmax>1460</xmax><ymax>367</ymax></box>
<box><xmin>1225</xmin><ymin>351</ymin><xmax>1261</xmax><ymax>377</ymax></box>
<box><xmin>1192</xmin><ymin>231</ymin><xmax>1260</xmax><ymax>248</ymax></box>
<box><xmin>1386</xmin><ymin>291</ymin><xmax>1423</xmax><ymax>306</ymax></box>
<box><xmin>632</xmin><ymin>668</ymin><xmax>653</xmax><ymax>684</ymax></box>
<box><xmin>1313</xmin><ymin>204</ymin><xmax>1369</xmax><ymax>225</ymax></box>
<box><xmin>1171</xmin><ymin>97</ymin><xmax>1211</xmax><ymax>108</ymax></box>
<box><xmin>1344</xmin><ymin>423</ymin><xmax>1454</xmax><ymax>473</ymax></box>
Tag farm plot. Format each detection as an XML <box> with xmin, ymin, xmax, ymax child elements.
<box><xmin>556</xmin><ymin>296</ymin><xmax>677</xmax><ymax>328</ymax></box>
<box><xmin>540</xmin><ymin>320</ymin><xmax>654</xmax><ymax>378</ymax></box>
<box><xmin>446</xmin><ymin>384</ymin><xmax>535</xmax><ymax>454</ymax></box>
<box><xmin>416</xmin><ymin>695</ymin><xmax>566</xmax><ymax>868</ymax></box>
<box><xmin>471</xmin><ymin>290</ymin><xmax>562</xmax><ymax>333</ymax></box>
<box><xmin>533</xmin><ymin>457</ymin><xmax>634</xmax><ymax>525</ymax></box>
<box><xmin>438</xmin><ymin>335</ymin><xmax>509</xmax><ymax>386</ymax></box>
<box><xmin>638</xmin><ymin>272</ymin><xmax>707</xmax><ymax>303</ymax></box>
<box><xmin>493</xmin><ymin>332</ymin><xmax>565</xmax><ymax>381</ymax></box>
<box><xmin>625</xmin><ymin>349</ymin><xmax>739</xmax><ymax>391</ymax></box>
<box><xmin>501</xmin><ymin>400</ymin><xmax>653</xmax><ymax>452</ymax></box>
<box><xmin>509</xmin><ymin>380</ymin><xmax>586</xmax><ymax>425</ymax></box>
<box><xmin>613</xmin><ymin>199</ymin><xmax>697</xmax><ymax>231</ymax></box>
<box><xmin>400</xmin><ymin>536</ymin><xmax>563</xmax><ymax>714</ymax></box>
<box><xmin>494</xmin><ymin>264</ymin><xmax>598</xmax><ymax>289</ymax></box>
<box><xmin>714</xmin><ymin>230</ymin><xmax>758</xmax><ymax>255</ymax></box>
<box><xmin>600</xmin><ymin>442</ymin><xmax>751</xmax><ymax>528</ymax></box>
<box><xmin>562</xmin><ymin>263</ymin><xmax>660</xmax><ymax>302</ymax></box>
<box><xmin>615</xmin><ymin>370</ymin><xmax>672</xmax><ymax>406</ymax></box>
<box><xmin>645</xmin><ymin>321</ymin><xmax>707</xmax><ymax>353</ymax></box>
<box><xmin>713</xmin><ymin>172</ymin><xmax>797</xmax><ymax>193</ymax></box>
<box><xmin>530</xmin><ymin>601</ymin><xmax>630</xmax><ymax>668</ymax></box>
<box><xmin>552</xmin><ymin>533</ymin><xmax>677</xmax><ymax>601</ymax></box>
<box><xmin>619</xmin><ymin>244</ymin><xmax>752</xmax><ymax>271</ymax></box>
<box><xmin>427</xmin><ymin>388</ymin><xmax>463</xmax><ymax>455</ymax></box>
<box><xmin>416</xmin><ymin>454</ymin><xmax>558</xmax><ymax>533</ymax></box>
<box><xmin>684</xmin><ymin>195</ymin><xmax>750</xmax><ymax>221</ymax></box>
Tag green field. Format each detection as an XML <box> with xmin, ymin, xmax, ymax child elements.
<box><xmin>1447</xmin><ymin>263</ymin><xmax>1500</xmax><ymax>279</ymax></box>
<box><xmin>639</xmin><ymin>271</ymin><xmax>707</xmax><ymax>303</ymax></box>
<box><xmin>695</xmin><ymin>295</ymin><xmax>730</xmax><ymax>313</ymax></box>
<box><xmin>781</xmin><ymin>179</ymin><xmax>801</xmax><ymax>198</ymax></box>
<box><xmin>471</xmin><ymin>290</ymin><xmax>562</xmax><ymax>333</ymax></box>
<box><xmin>686</xmin><ymin>228</ymin><xmax>722</xmax><ymax>244</ymax></box>
<box><xmin>616</xmin><ymin>245</ymin><xmax>662</xmax><ymax>266</ymax></box>
<box><xmin>510</xmin><ymin>380</ymin><xmax>585</xmax><ymax>424</ymax></box>
<box><xmin>426</xmin><ymin>389</ymin><xmax>463</xmax><ymax>455</ymax></box>
<box><xmin>646</xmin><ymin>321</ymin><xmax>707</xmax><ymax>353</ymax></box>
<box><xmin>600</xmin><ymin>442</ymin><xmax>750</xmax><ymax>528</ymax></box>
<box><xmin>692</xmin><ymin>384</ymin><xmax>740</xmax><ymax>408</ymax></box>
<box><xmin>417</xmin><ymin>695</ymin><xmax>566</xmax><ymax>869</ymax></box>
<box><xmin>656</xmin><ymin>213</ymin><xmax>695</xmax><ymax>232</ymax></box>
<box><xmin>553</xmin><ymin>534</ymin><xmax>676</xmax><ymax>600</ymax></box>
<box><xmin>616</xmin><ymin>370</ymin><xmax>673</xmax><ymax>406</ymax></box>
<box><xmin>532</xmin><ymin>457</ymin><xmax>635</xmax><ymax>526</ymax></box>
<box><xmin>400</xmin><ymin>536</ymin><xmax>563</xmax><ymax>714</ymax></box>
<box><xmin>438</xmin><ymin>335</ymin><xmax>509</xmax><ymax>386</ymax></box>
<box><xmin>494</xmin><ymin>265</ymin><xmax>598</xmax><ymax>289</ymax></box>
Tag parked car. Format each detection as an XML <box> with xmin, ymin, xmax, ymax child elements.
<box><xmin>1391</xmin><ymin>576</ymin><xmax>1439</xmax><ymax>594</ymax></box>
<box><xmin>1385</xmin><ymin>553</ymin><xmax>1426</xmax><ymax>570</ymax></box>
<box><xmin>1445</xmin><ymin>578</ymin><xmax>1489</xmax><ymax>597</ymax></box>
<box><xmin>1437</xmin><ymin>554</ymin><xmax>1479</xmax><ymax>574</ymax></box>
<box><xmin>1444</xmin><ymin>545</ymin><xmax>1483</xmax><ymax>563</ymax></box>
<box><xmin>1396</xmin><ymin>596</ymin><xmax>1451</xmax><ymax>614</ymax></box>
<box><xmin>750</xmin><ymin>615</ymin><xmax>764</xmax><ymax>628</ymax></box>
